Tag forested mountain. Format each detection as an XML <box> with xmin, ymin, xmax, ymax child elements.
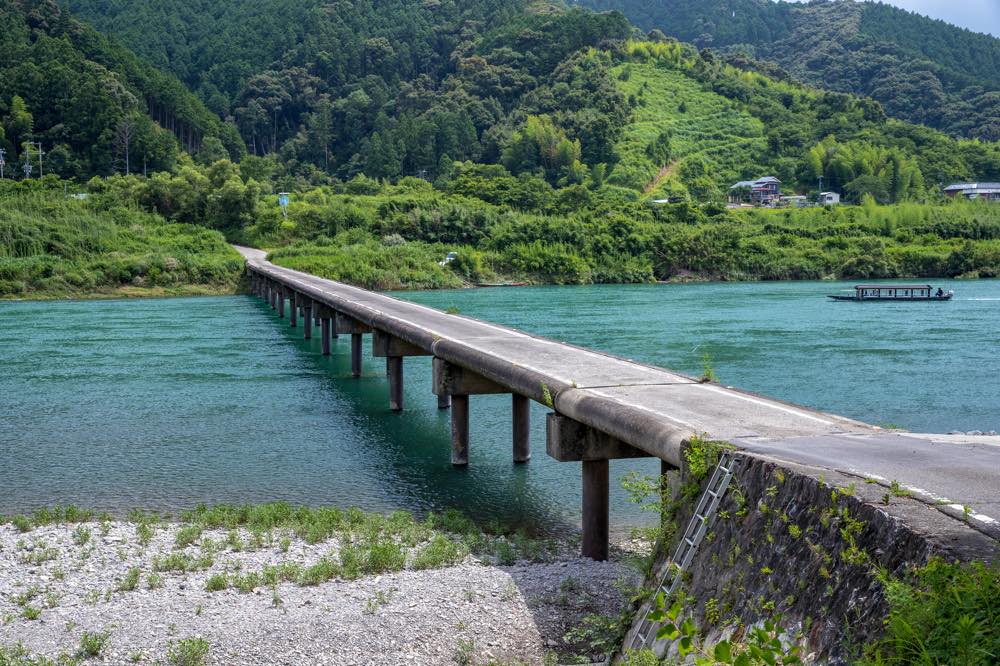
<box><xmin>50</xmin><ymin>0</ymin><xmax>999</xmax><ymax>198</ymax></box>
<box><xmin>574</xmin><ymin>0</ymin><xmax>1000</xmax><ymax>141</ymax></box>
<box><xmin>65</xmin><ymin>0</ymin><xmax>634</xmax><ymax>178</ymax></box>
<box><xmin>0</xmin><ymin>0</ymin><xmax>244</xmax><ymax>178</ymax></box>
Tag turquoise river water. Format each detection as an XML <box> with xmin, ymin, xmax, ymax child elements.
<box><xmin>1</xmin><ymin>279</ymin><xmax>997</xmax><ymax>533</ymax></box>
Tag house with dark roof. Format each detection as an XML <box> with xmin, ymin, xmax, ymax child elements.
<box><xmin>729</xmin><ymin>176</ymin><xmax>781</xmax><ymax>206</ymax></box>
<box><xmin>944</xmin><ymin>183</ymin><xmax>1000</xmax><ymax>201</ymax></box>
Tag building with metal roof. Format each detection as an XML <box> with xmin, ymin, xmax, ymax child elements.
<box><xmin>943</xmin><ymin>183</ymin><xmax>1000</xmax><ymax>201</ymax></box>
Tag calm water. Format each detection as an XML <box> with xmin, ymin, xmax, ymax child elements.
<box><xmin>1</xmin><ymin>280</ymin><xmax>997</xmax><ymax>531</ymax></box>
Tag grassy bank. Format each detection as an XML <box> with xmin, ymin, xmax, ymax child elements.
<box><xmin>0</xmin><ymin>190</ymin><xmax>244</xmax><ymax>300</ymax></box>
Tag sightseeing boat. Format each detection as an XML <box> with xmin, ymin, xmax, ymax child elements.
<box><xmin>828</xmin><ymin>284</ymin><xmax>954</xmax><ymax>302</ymax></box>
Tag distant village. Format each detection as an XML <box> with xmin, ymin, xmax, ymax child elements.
<box><xmin>720</xmin><ymin>176</ymin><xmax>1000</xmax><ymax>209</ymax></box>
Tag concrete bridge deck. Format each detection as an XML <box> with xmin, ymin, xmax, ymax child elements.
<box><xmin>238</xmin><ymin>247</ymin><xmax>1000</xmax><ymax>554</ymax></box>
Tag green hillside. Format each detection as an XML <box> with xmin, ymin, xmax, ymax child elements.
<box><xmin>576</xmin><ymin>0</ymin><xmax>1000</xmax><ymax>141</ymax></box>
<box><xmin>0</xmin><ymin>0</ymin><xmax>243</xmax><ymax>179</ymax></box>
<box><xmin>600</xmin><ymin>40</ymin><xmax>1000</xmax><ymax>203</ymax></box>
<box><xmin>607</xmin><ymin>61</ymin><xmax>767</xmax><ymax>198</ymax></box>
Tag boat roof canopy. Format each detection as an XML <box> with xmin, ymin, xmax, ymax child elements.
<box><xmin>855</xmin><ymin>284</ymin><xmax>932</xmax><ymax>290</ymax></box>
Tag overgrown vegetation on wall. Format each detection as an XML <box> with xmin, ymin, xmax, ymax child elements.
<box><xmin>611</xmin><ymin>450</ymin><xmax>1000</xmax><ymax>664</ymax></box>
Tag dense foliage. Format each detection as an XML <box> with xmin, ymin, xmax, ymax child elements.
<box><xmin>0</xmin><ymin>180</ymin><xmax>243</xmax><ymax>298</ymax></box>
<box><xmin>577</xmin><ymin>0</ymin><xmax>1000</xmax><ymax>141</ymax></box>
<box><xmin>0</xmin><ymin>0</ymin><xmax>244</xmax><ymax>179</ymax></box>
<box><xmin>65</xmin><ymin>0</ymin><xmax>633</xmax><ymax>181</ymax></box>
<box><xmin>862</xmin><ymin>558</ymin><xmax>1000</xmax><ymax>666</ymax></box>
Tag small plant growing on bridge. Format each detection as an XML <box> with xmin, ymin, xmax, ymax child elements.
<box><xmin>700</xmin><ymin>353</ymin><xmax>718</xmax><ymax>383</ymax></box>
<box><xmin>888</xmin><ymin>480</ymin><xmax>911</xmax><ymax>498</ymax></box>
<box><xmin>541</xmin><ymin>382</ymin><xmax>554</xmax><ymax>408</ymax></box>
<box><xmin>641</xmin><ymin>593</ymin><xmax>803</xmax><ymax>665</ymax></box>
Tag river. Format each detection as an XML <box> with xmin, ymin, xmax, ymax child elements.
<box><xmin>1</xmin><ymin>279</ymin><xmax>997</xmax><ymax>532</ymax></box>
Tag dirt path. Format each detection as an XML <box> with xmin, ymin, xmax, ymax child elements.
<box><xmin>642</xmin><ymin>160</ymin><xmax>679</xmax><ymax>195</ymax></box>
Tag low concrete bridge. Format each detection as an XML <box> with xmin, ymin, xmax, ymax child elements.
<box><xmin>238</xmin><ymin>247</ymin><xmax>1000</xmax><ymax>558</ymax></box>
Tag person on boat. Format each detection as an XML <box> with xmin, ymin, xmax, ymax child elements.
<box><xmin>936</xmin><ymin>287</ymin><xmax>944</xmax><ymax>297</ymax></box>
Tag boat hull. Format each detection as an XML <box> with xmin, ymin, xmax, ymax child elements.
<box><xmin>828</xmin><ymin>295</ymin><xmax>953</xmax><ymax>302</ymax></box>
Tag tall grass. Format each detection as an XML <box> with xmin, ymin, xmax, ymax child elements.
<box><xmin>0</xmin><ymin>190</ymin><xmax>243</xmax><ymax>298</ymax></box>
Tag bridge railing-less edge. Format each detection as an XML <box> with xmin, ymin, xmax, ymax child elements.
<box><xmin>246</xmin><ymin>261</ymin><xmax>867</xmax><ymax>561</ymax></box>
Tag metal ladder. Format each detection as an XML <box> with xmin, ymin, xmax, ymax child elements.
<box><xmin>626</xmin><ymin>451</ymin><xmax>740</xmax><ymax>654</ymax></box>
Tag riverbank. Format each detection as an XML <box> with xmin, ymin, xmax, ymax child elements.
<box><xmin>0</xmin><ymin>284</ymin><xmax>242</xmax><ymax>302</ymax></box>
<box><xmin>0</xmin><ymin>509</ymin><xmax>641</xmax><ymax>665</ymax></box>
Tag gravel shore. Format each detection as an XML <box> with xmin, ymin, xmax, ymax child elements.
<box><xmin>0</xmin><ymin>520</ymin><xmax>640</xmax><ymax>665</ymax></box>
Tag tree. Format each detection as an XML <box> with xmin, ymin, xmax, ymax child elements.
<box><xmin>4</xmin><ymin>96</ymin><xmax>33</xmax><ymax>159</ymax></box>
<box><xmin>502</xmin><ymin>115</ymin><xmax>582</xmax><ymax>184</ymax></box>
<box><xmin>646</xmin><ymin>130</ymin><xmax>672</xmax><ymax>166</ymax></box>
<box><xmin>196</xmin><ymin>136</ymin><xmax>228</xmax><ymax>166</ymax></box>
<box><xmin>113</xmin><ymin>115</ymin><xmax>137</xmax><ymax>175</ymax></box>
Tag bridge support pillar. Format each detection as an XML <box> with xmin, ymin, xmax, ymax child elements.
<box><xmin>321</xmin><ymin>318</ymin><xmax>331</xmax><ymax>355</ymax></box>
<box><xmin>270</xmin><ymin>283</ymin><xmax>277</xmax><ymax>310</ymax></box>
<box><xmin>314</xmin><ymin>304</ymin><xmax>336</xmax><ymax>355</ymax></box>
<box><xmin>433</xmin><ymin>358</ymin><xmax>508</xmax><ymax>466</ymax></box>
<box><xmin>336</xmin><ymin>313</ymin><xmax>372</xmax><ymax>378</ymax></box>
<box><xmin>289</xmin><ymin>291</ymin><xmax>297</xmax><ymax>328</ymax></box>
<box><xmin>351</xmin><ymin>334</ymin><xmax>363</xmax><ymax>378</ymax></box>
<box><xmin>372</xmin><ymin>331</ymin><xmax>432</xmax><ymax>412</ymax></box>
<box><xmin>388</xmin><ymin>357</ymin><xmax>404</xmax><ymax>411</ymax></box>
<box><xmin>582</xmin><ymin>460</ymin><xmax>609</xmax><ymax>562</ymax></box>
<box><xmin>451</xmin><ymin>395</ymin><xmax>470</xmax><ymax>465</ymax></box>
<box><xmin>302</xmin><ymin>299</ymin><xmax>313</xmax><ymax>340</ymax></box>
<box><xmin>438</xmin><ymin>394</ymin><xmax>452</xmax><ymax>410</ymax></box>
<box><xmin>546</xmin><ymin>414</ymin><xmax>650</xmax><ymax>561</ymax></box>
<box><xmin>512</xmin><ymin>394</ymin><xmax>531</xmax><ymax>463</ymax></box>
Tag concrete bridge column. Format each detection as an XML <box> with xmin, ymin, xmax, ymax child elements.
<box><xmin>269</xmin><ymin>282</ymin><xmax>277</xmax><ymax>310</ymax></box>
<box><xmin>278</xmin><ymin>286</ymin><xmax>285</xmax><ymax>318</ymax></box>
<box><xmin>288</xmin><ymin>290</ymin><xmax>297</xmax><ymax>328</ymax></box>
<box><xmin>512</xmin><ymin>394</ymin><xmax>531</xmax><ymax>463</ymax></box>
<box><xmin>433</xmin><ymin>359</ymin><xmax>509</xmax><ymax>466</ymax></box>
<box><xmin>351</xmin><ymin>335</ymin><xmax>362</xmax><ymax>376</ymax></box>
<box><xmin>336</xmin><ymin>313</ymin><xmax>373</xmax><ymax>378</ymax></box>
<box><xmin>451</xmin><ymin>395</ymin><xmax>470</xmax><ymax>465</ymax></box>
<box><xmin>546</xmin><ymin>414</ymin><xmax>650</xmax><ymax>561</ymax></box>
<box><xmin>321</xmin><ymin>318</ymin><xmax>331</xmax><ymax>354</ymax></box>
<box><xmin>302</xmin><ymin>299</ymin><xmax>313</xmax><ymax>340</ymax></box>
<box><xmin>315</xmin><ymin>304</ymin><xmax>335</xmax><ymax>356</ymax></box>
<box><xmin>372</xmin><ymin>331</ymin><xmax>432</xmax><ymax>412</ymax></box>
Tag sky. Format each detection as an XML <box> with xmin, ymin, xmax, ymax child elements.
<box><xmin>791</xmin><ymin>0</ymin><xmax>1000</xmax><ymax>37</ymax></box>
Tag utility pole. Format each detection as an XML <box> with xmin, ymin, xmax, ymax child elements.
<box><xmin>33</xmin><ymin>142</ymin><xmax>43</xmax><ymax>178</ymax></box>
<box><xmin>22</xmin><ymin>161</ymin><xmax>32</xmax><ymax>179</ymax></box>
<box><xmin>0</xmin><ymin>148</ymin><xmax>6</xmax><ymax>179</ymax></box>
